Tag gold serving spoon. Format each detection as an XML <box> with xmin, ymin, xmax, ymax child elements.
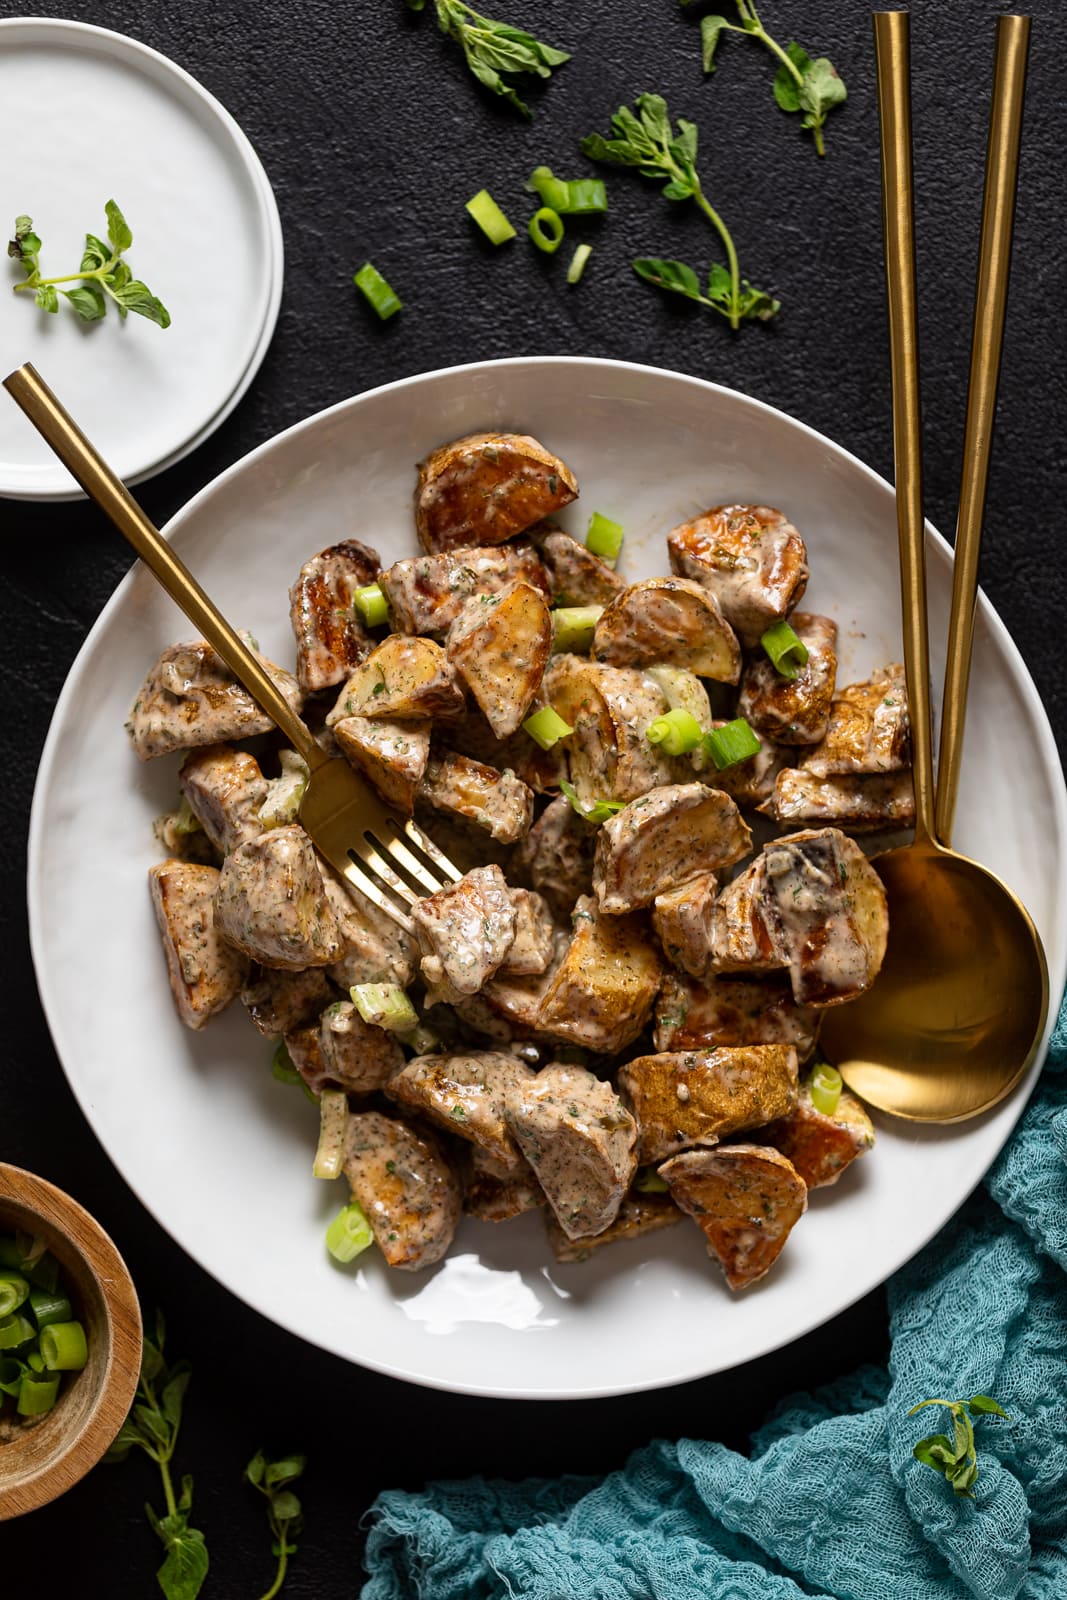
<box><xmin>820</xmin><ymin>11</ymin><xmax>1048</xmax><ymax>1122</ymax></box>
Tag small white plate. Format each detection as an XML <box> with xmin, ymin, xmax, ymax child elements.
<box><xmin>0</xmin><ymin>18</ymin><xmax>282</xmax><ymax>500</ymax></box>
<box><xmin>27</xmin><ymin>358</ymin><xmax>1067</xmax><ymax>1399</ymax></box>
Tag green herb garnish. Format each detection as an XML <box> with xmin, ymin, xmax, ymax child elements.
<box><xmin>406</xmin><ymin>0</ymin><xmax>569</xmax><ymax>117</ymax></box>
<box><xmin>908</xmin><ymin>1393</ymin><xmax>1010</xmax><ymax>1498</ymax></box>
<box><xmin>9</xmin><ymin>202</ymin><xmax>170</xmax><ymax>326</ymax></box>
<box><xmin>105</xmin><ymin>1311</ymin><xmax>207</xmax><ymax>1600</ymax></box>
<box><xmin>245</xmin><ymin>1450</ymin><xmax>306</xmax><ymax>1600</ymax></box>
<box><xmin>580</xmin><ymin>93</ymin><xmax>778</xmax><ymax>329</ymax></box>
<box><xmin>695</xmin><ymin>2</ymin><xmax>846</xmax><ymax>157</ymax></box>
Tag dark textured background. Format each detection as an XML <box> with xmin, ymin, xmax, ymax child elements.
<box><xmin>2</xmin><ymin>1</ymin><xmax>1064</xmax><ymax>1592</ymax></box>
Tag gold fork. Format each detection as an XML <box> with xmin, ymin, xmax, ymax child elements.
<box><xmin>3</xmin><ymin>361</ymin><xmax>461</xmax><ymax>932</ymax></box>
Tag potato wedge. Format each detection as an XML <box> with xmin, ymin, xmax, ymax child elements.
<box><xmin>545</xmin><ymin>1190</ymin><xmax>683</xmax><ymax>1261</ymax></box>
<box><xmin>543</xmin><ymin>656</ymin><xmax>674</xmax><ymax>806</ymax></box>
<box><xmin>326</xmin><ymin>636</ymin><xmax>465</xmax><ymax>724</ymax></box>
<box><xmin>654</xmin><ymin>972</ymin><xmax>819</xmax><ymax>1058</ymax></box>
<box><xmin>762</xmin><ymin>1077</ymin><xmax>875</xmax><ymax>1189</ymax></box>
<box><xmin>179</xmin><ymin>744</ymin><xmax>267</xmax><ymax>856</ymax></box>
<box><xmin>651</xmin><ymin>872</ymin><xmax>718</xmax><ymax>979</ymax></box>
<box><xmin>288</xmin><ymin>538</ymin><xmax>380</xmax><ymax>692</ymax></box>
<box><xmin>532</xmin><ymin>524</ymin><xmax>626</xmax><ymax>607</ymax></box>
<box><xmin>536</xmin><ymin>895</ymin><xmax>662</xmax><ymax>1053</ymax></box>
<box><xmin>127</xmin><ymin>638</ymin><xmax>304</xmax><ymax>762</ymax></box>
<box><xmin>499</xmin><ymin>889</ymin><xmax>555</xmax><ymax>975</ymax></box>
<box><xmin>801</xmin><ymin>664</ymin><xmax>910</xmax><ymax>776</ymax></box>
<box><xmin>759</xmin><ymin>769</ymin><xmax>915</xmax><ymax>833</ymax></box>
<box><xmin>446</xmin><ymin>580</ymin><xmax>552</xmax><ymax>738</ymax></box>
<box><xmin>380</xmin><ymin>541</ymin><xmax>550</xmax><ymax>635</ymax></box>
<box><xmin>618</xmin><ymin>1044</ymin><xmax>799</xmax><ymax>1164</ymax></box>
<box><xmin>415</xmin><ymin>431</ymin><xmax>578</xmax><ymax>553</ymax></box>
<box><xmin>666</xmin><ymin>504</ymin><xmax>809</xmax><ymax>647</ymax></box>
<box><xmin>286</xmin><ymin>999</ymin><xmax>405</xmax><ymax>1096</ymax></box>
<box><xmin>418</xmin><ymin>749</ymin><xmax>534</xmax><ymax>843</ymax></box>
<box><xmin>660</xmin><ymin>1144</ymin><xmax>807</xmax><ymax>1290</ymax></box>
<box><xmin>214</xmin><ymin>826</ymin><xmax>342</xmax><ymax>971</ymax></box>
<box><xmin>593</xmin><ymin>577</ymin><xmax>741</xmax><ymax>682</ymax></box>
<box><xmin>386</xmin><ymin>1050</ymin><xmax>534</xmax><ymax>1170</ymax></box>
<box><xmin>738</xmin><ymin>612</ymin><xmax>837</xmax><ymax>745</ymax></box>
<box><xmin>413</xmin><ymin>864</ymin><xmax>516</xmax><ymax>999</ymax></box>
<box><xmin>149</xmin><ymin>861</ymin><xmax>249</xmax><ymax>1029</ymax></box>
<box><xmin>593</xmin><ymin>783</ymin><xmax>751</xmax><ymax>913</ymax></box>
<box><xmin>343</xmin><ymin>1111</ymin><xmax>462</xmax><ymax>1270</ymax></box>
<box><xmin>333</xmin><ymin>716</ymin><xmax>431</xmax><ymax>815</ymax></box>
<box><xmin>504</xmin><ymin>1063</ymin><xmax>637</xmax><ymax>1239</ymax></box>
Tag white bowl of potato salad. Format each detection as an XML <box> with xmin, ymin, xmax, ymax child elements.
<box><xmin>29</xmin><ymin>357</ymin><xmax>1067</xmax><ymax>1398</ymax></box>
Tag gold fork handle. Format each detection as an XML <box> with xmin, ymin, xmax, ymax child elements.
<box><xmin>3</xmin><ymin>362</ymin><xmax>325</xmax><ymax>771</ymax></box>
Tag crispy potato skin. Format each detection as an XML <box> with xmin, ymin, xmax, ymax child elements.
<box><xmin>546</xmin><ymin>1190</ymin><xmax>683</xmax><ymax>1261</ymax></box>
<box><xmin>464</xmin><ymin>1146</ymin><xmax>546</xmax><ymax>1222</ymax></box>
<box><xmin>543</xmin><ymin>656</ymin><xmax>674</xmax><ymax>805</ymax></box>
<box><xmin>288</xmin><ymin>539</ymin><xmax>380</xmax><ymax>692</ymax></box>
<box><xmin>654</xmin><ymin>972</ymin><xmax>819</xmax><ymax>1058</ymax></box>
<box><xmin>418</xmin><ymin>749</ymin><xmax>534</xmax><ymax>843</ymax></box>
<box><xmin>594</xmin><ymin>784</ymin><xmax>751</xmax><ymax>914</ymax></box>
<box><xmin>333</xmin><ymin>716</ymin><xmax>431</xmax><ymax>814</ymax></box>
<box><xmin>343</xmin><ymin>1111</ymin><xmax>462</xmax><ymax>1270</ymax></box>
<box><xmin>241</xmin><ymin>965</ymin><xmax>334</xmax><ymax>1037</ymax></box>
<box><xmin>660</xmin><ymin>1143</ymin><xmax>807</xmax><ymax>1290</ymax></box>
<box><xmin>652</xmin><ymin>872</ymin><xmax>719</xmax><ymax>980</ymax></box>
<box><xmin>415</xmin><ymin>432</ymin><xmax>578</xmax><ymax>554</ymax></box>
<box><xmin>666</xmin><ymin>504</ymin><xmax>809</xmax><ymax>647</ymax></box>
<box><xmin>762</xmin><ymin>1080</ymin><xmax>875</xmax><ymax>1189</ymax></box>
<box><xmin>532</xmin><ymin>525</ymin><xmax>626</xmax><ymax>607</ymax></box>
<box><xmin>179</xmin><ymin>743</ymin><xmax>267</xmax><ymax>856</ymax></box>
<box><xmin>386</xmin><ymin>1051</ymin><xmax>533</xmax><ymax>1170</ymax></box>
<box><xmin>801</xmin><ymin>664</ymin><xmax>910</xmax><ymax>777</ymax></box>
<box><xmin>738</xmin><ymin>612</ymin><xmax>837</xmax><ymax>745</ymax></box>
<box><xmin>326</xmin><ymin>636</ymin><xmax>465</xmax><ymax>723</ymax></box>
<box><xmin>149</xmin><ymin>861</ymin><xmax>249</xmax><ymax>1029</ymax></box>
<box><xmin>618</xmin><ymin>1045</ymin><xmax>799</xmax><ymax>1164</ymax></box>
<box><xmin>447</xmin><ymin>581</ymin><xmax>552</xmax><ymax>738</ymax></box>
<box><xmin>593</xmin><ymin>577</ymin><xmax>741</xmax><ymax>682</ymax></box>
<box><xmin>536</xmin><ymin>896</ymin><xmax>662</xmax><ymax>1053</ymax></box>
<box><xmin>381</xmin><ymin>542</ymin><xmax>550</xmax><ymax>635</ymax></box>
<box><xmin>759</xmin><ymin>769</ymin><xmax>916</xmax><ymax>832</ymax></box>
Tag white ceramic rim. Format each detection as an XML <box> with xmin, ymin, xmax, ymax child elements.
<box><xmin>0</xmin><ymin>16</ymin><xmax>284</xmax><ymax>501</ymax></box>
<box><xmin>27</xmin><ymin>355</ymin><xmax>1067</xmax><ymax>1397</ymax></box>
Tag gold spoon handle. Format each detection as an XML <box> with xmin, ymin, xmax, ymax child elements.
<box><xmin>935</xmin><ymin>15</ymin><xmax>1030</xmax><ymax>848</ymax></box>
<box><xmin>874</xmin><ymin>9</ymin><xmax>936</xmax><ymax>849</ymax></box>
<box><xmin>3</xmin><ymin>362</ymin><xmax>325</xmax><ymax>771</ymax></box>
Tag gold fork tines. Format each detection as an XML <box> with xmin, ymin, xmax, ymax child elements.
<box><xmin>3</xmin><ymin>361</ymin><xmax>462</xmax><ymax>928</ymax></box>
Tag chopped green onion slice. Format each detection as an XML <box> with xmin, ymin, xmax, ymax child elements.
<box><xmin>0</xmin><ymin>1357</ymin><xmax>24</xmax><ymax>1396</ymax></box>
<box><xmin>271</xmin><ymin>1041</ymin><xmax>302</xmax><ymax>1087</ymax></box>
<box><xmin>398</xmin><ymin>1022</ymin><xmax>443</xmax><ymax>1056</ymax></box>
<box><xmin>326</xmin><ymin>1202</ymin><xmax>374</xmax><ymax>1264</ymax></box>
<box><xmin>353</xmin><ymin>261</ymin><xmax>402</xmax><ymax>321</ymax></box>
<box><xmin>313</xmin><ymin>1090</ymin><xmax>349</xmax><ymax>1181</ymax></box>
<box><xmin>584</xmin><ymin>511</ymin><xmax>624</xmax><ymax>565</ymax></box>
<box><xmin>39</xmin><ymin>1320</ymin><xmax>88</xmax><ymax>1372</ymax></box>
<box><xmin>29</xmin><ymin>1289</ymin><xmax>71</xmax><ymax>1330</ymax></box>
<box><xmin>810</xmin><ymin>1063</ymin><xmax>844</xmax><ymax>1117</ymax></box>
<box><xmin>0</xmin><ymin>1273</ymin><xmax>29</xmax><ymax>1319</ymax></box>
<box><xmin>645</xmin><ymin>708</ymin><xmax>704</xmax><ymax>756</ymax></box>
<box><xmin>17</xmin><ymin>1370</ymin><xmax>60</xmax><ymax>1417</ymax></box>
<box><xmin>0</xmin><ymin>1313</ymin><xmax>34</xmax><ymax>1351</ymax></box>
<box><xmin>353</xmin><ymin>581</ymin><xmax>389</xmax><ymax>628</ymax></box>
<box><xmin>465</xmin><ymin>188</ymin><xmax>516</xmax><ymax>245</ymax></box>
<box><xmin>522</xmin><ymin>706</ymin><xmax>574</xmax><ymax>750</ymax></box>
<box><xmin>550</xmin><ymin>604</ymin><xmax>603</xmax><ymax>654</ymax></box>
<box><xmin>528</xmin><ymin>206</ymin><xmax>565</xmax><ymax>254</ymax></box>
<box><xmin>760</xmin><ymin>619</ymin><xmax>809</xmax><ymax>680</ymax></box>
<box><xmin>705</xmin><ymin>719</ymin><xmax>762</xmax><ymax>770</ymax></box>
<box><xmin>350</xmin><ymin>983</ymin><xmax>419</xmax><ymax>1033</ymax></box>
<box><xmin>171</xmin><ymin>795</ymin><xmax>202</xmax><ymax>836</ymax></box>
<box><xmin>258</xmin><ymin>750</ymin><xmax>309</xmax><ymax>828</ymax></box>
<box><xmin>633</xmin><ymin>1167</ymin><xmax>669</xmax><ymax>1194</ymax></box>
<box><xmin>26</xmin><ymin>1349</ymin><xmax>44</xmax><ymax>1373</ymax></box>
<box><xmin>559</xmin><ymin>779</ymin><xmax>626</xmax><ymax>826</ymax></box>
<box><xmin>566</xmin><ymin>243</ymin><xmax>593</xmax><ymax>285</ymax></box>
<box><xmin>526</xmin><ymin>166</ymin><xmax>608</xmax><ymax>215</ymax></box>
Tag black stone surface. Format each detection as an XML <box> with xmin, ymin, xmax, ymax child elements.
<box><xmin>1</xmin><ymin>1</ymin><xmax>1063</xmax><ymax>1592</ymax></box>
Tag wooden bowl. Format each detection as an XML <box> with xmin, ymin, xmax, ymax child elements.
<box><xmin>0</xmin><ymin>1165</ymin><xmax>142</xmax><ymax>1518</ymax></box>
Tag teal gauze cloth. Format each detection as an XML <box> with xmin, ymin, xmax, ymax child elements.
<box><xmin>362</xmin><ymin>996</ymin><xmax>1067</xmax><ymax>1600</ymax></box>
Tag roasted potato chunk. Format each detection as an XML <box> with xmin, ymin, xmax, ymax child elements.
<box><xmin>323</xmin><ymin>870</ymin><xmax>418</xmax><ymax>990</ymax></box>
<box><xmin>738</xmin><ymin>612</ymin><xmax>837</xmax><ymax>745</ymax></box>
<box><xmin>532</xmin><ymin>525</ymin><xmax>626</xmax><ymax>607</ymax></box>
<box><xmin>545</xmin><ymin>1190</ymin><xmax>683</xmax><ymax>1261</ymax></box>
<box><xmin>178</xmin><ymin>744</ymin><xmax>267</xmax><ymax>857</ymax></box>
<box><xmin>801</xmin><ymin>664</ymin><xmax>910</xmax><ymax>776</ymax></box>
<box><xmin>759</xmin><ymin>769</ymin><xmax>915</xmax><ymax>832</ymax></box>
<box><xmin>660</xmin><ymin>1144</ymin><xmax>807</xmax><ymax>1290</ymax></box>
<box><xmin>651</xmin><ymin>872</ymin><xmax>718</xmax><ymax>979</ymax></box>
<box><xmin>593</xmin><ymin>783</ymin><xmax>751</xmax><ymax>914</ymax></box>
<box><xmin>512</xmin><ymin>794</ymin><xmax>596</xmax><ymax>920</ymax></box>
<box><xmin>543</xmin><ymin>656</ymin><xmax>674</xmax><ymax>806</ymax></box>
<box><xmin>449</xmin><ymin>931</ymin><xmax>568</xmax><ymax>1043</ymax></box>
<box><xmin>343</xmin><ymin>1111</ymin><xmax>462</xmax><ymax>1270</ymax></box>
<box><xmin>149</xmin><ymin>861</ymin><xmax>249</xmax><ymax>1029</ymax></box>
<box><xmin>504</xmin><ymin>1063</ymin><xmax>638</xmax><ymax>1239</ymax></box>
<box><xmin>415</xmin><ymin>431</ymin><xmax>578</xmax><ymax>553</ymax></box>
<box><xmin>440</xmin><ymin>708</ymin><xmax>566</xmax><ymax>796</ymax></box>
<box><xmin>762</xmin><ymin>1077</ymin><xmax>875</xmax><ymax>1189</ymax></box>
<box><xmin>705</xmin><ymin>729</ymin><xmax>787</xmax><ymax>807</ymax></box>
<box><xmin>654</xmin><ymin>973</ymin><xmax>819</xmax><ymax>1058</ymax></box>
<box><xmin>326</xmin><ymin>636</ymin><xmax>464</xmax><ymax>724</ymax></box>
<box><xmin>127</xmin><ymin>639</ymin><xmax>304</xmax><ymax>762</ymax></box>
<box><xmin>386</xmin><ymin>1050</ymin><xmax>534</xmax><ymax>1170</ymax></box>
<box><xmin>332</xmin><ymin>715</ymin><xmax>431</xmax><ymax>815</ymax></box>
<box><xmin>592</xmin><ymin>577</ymin><xmax>741</xmax><ymax>682</ymax></box>
<box><xmin>618</xmin><ymin>1045</ymin><xmax>799</xmax><ymax>1164</ymax></box>
<box><xmin>380</xmin><ymin>541</ymin><xmax>550</xmax><ymax>635</ymax></box>
<box><xmin>288</xmin><ymin>538</ymin><xmax>380</xmax><ymax>692</ymax></box>
<box><xmin>446</xmin><ymin>581</ymin><xmax>552</xmax><ymax>738</ymax></box>
<box><xmin>214</xmin><ymin>826</ymin><xmax>342</xmax><ymax>971</ymax></box>
<box><xmin>418</xmin><ymin>749</ymin><xmax>534</xmax><ymax>843</ymax></box>
<box><xmin>536</xmin><ymin>896</ymin><xmax>662</xmax><ymax>1053</ymax></box>
<box><xmin>464</xmin><ymin>1146</ymin><xmax>546</xmax><ymax>1222</ymax></box>
<box><xmin>286</xmin><ymin>1000</ymin><xmax>405</xmax><ymax>1096</ymax></box>
<box><xmin>499</xmin><ymin>889</ymin><xmax>555</xmax><ymax>975</ymax></box>
<box><xmin>666</xmin><ymin>504</ymin><xmax>809</xmax><ymax>647</ymax></box>
<box><xmin>241</xmin><ymin>965</ymin><xmax>334</xmax><ymax>1037</ymax></box>
<box><xmin>413</xmin><ymin>864</ymin><xmax>516</xmax><ymax>998</ymax></box>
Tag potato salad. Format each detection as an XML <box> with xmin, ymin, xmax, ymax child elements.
<box><xmin>128</xmin><ymin>430</ymin><xmax>915</xmax><ymax>1291</ymax></box>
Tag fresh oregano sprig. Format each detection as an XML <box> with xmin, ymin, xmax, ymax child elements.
<box><xmin>696</xmin><ymin>2</ymin><xmax>846</xmax><ymax>157</ymax></box>
<box><xmin>406</xmin><ymin>0</ymin><xmax>569</xmax><ymax>117</ymax></box>
<box><xmin>105</xmin><ymin>1311</ymin><xmax>208</xmax><ymax>1600</ymax></box>
<box><xmin>580</xmin><ymin>92</ymin><xmax>779</xmax><ymax>329</ymax></box>
<box><xmin>245</xmin><ymin>1450</ymin><xmax>307</xmax><ymax>1600</ymax></box>
<box><xmin>8</xmin><ymin>200</ymin><xmax>170</xmax><ymax>326</ymax></box>
<box><xmin>908</xmin><ymin>1393</ymin><xmax>1010</xmax><ymax>1499</ymax></box>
